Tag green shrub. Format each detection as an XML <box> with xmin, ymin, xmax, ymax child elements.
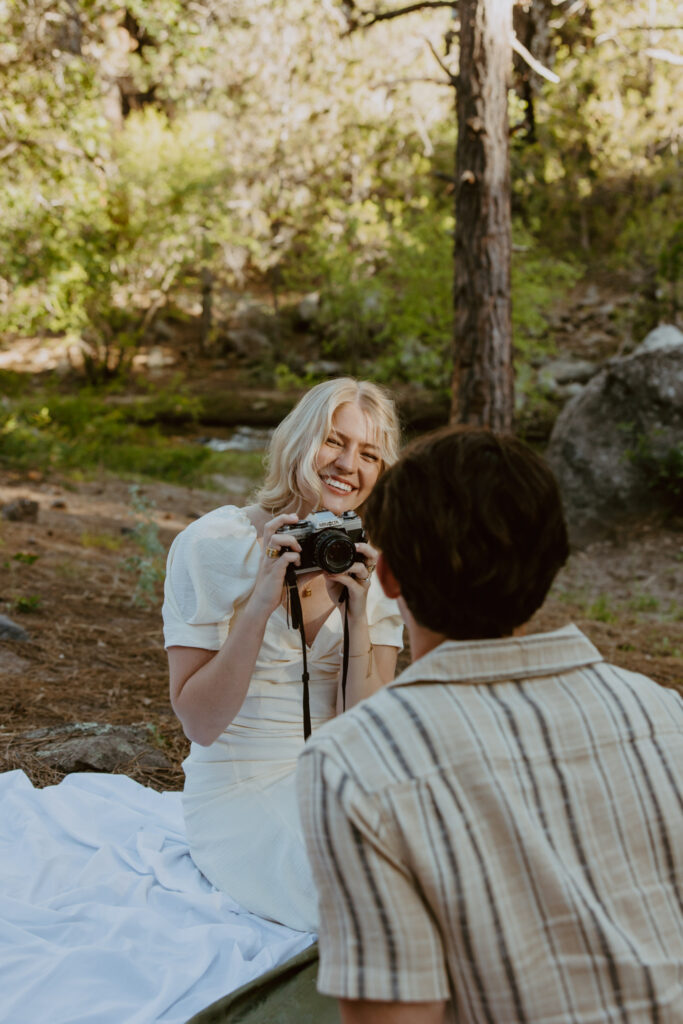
<box><xmin>626</xmin><ymin>433</ymin><xmax>683</xmax><ymax>513</ymax></box>
<box><xmin>0</xmin><ymin>389</ymin><xmax>263</xmax><ymax>487</ymax></box>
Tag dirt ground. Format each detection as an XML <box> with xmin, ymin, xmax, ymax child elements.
<box><xmin>1</xmin><ymin>467</ymin><xmax>681</xmax><ymax>792</ymax></box>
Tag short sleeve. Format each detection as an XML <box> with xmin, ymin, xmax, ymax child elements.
<box><xmin>162</xmin><ymin>505</ymin><xmax>260</xmax><ymax>651</ymax></box>
<box><xmin>297</xmin><ymin>746</ymin><xmax>449</xmax><ymax>1002</ymax></box>
<box><xmin>366</xmin><ymin>575</ymin><xmax>404</xmax><ymax>650</ymax></box>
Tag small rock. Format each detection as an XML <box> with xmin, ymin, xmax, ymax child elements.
<box><xmin>0</xmin><ymin>647</ymin><xmax>31</xmax><ymax>671</ymax></box>
<box><xmin>0</xmin><ymin>614</ymin><xmax>29</xmax><ymax>641</ymax></box>
<box><xmin>24</xmin><ymin>722</ymin><xmax>171</xmax><ymax>773</ymax></box>
<box><xmin>542</xmin><ymin>358</ymin><xmax>598</xmax><ymax>386</ymax></box>
<box><xmin>634</xmin><ymin>324</ymin><xmax>683</xmax><ymax>355</ymax></box>
<box><xmin>51</xmin><ymin>499</ymin><xmax>67</xmax><ymax>510</ymax></box>
<box><xmin>296</xmin><ymin>292</ymin><xmax>320</xmax><ymax>323</ymax></box>
<box><xmin>2</xmin><ymin>498</ymin><xmax>39</xmax><ymax>522</ymax></box>
<box><xmin>146</xmin><ymin>345</ymin><xmax>176</xmax><ymax>370</ymax></box>
<box><xmin>222</xmin><ymin>328</ymin><xmax>272</xmax><ymax>361</ymax></box>
<box><xmin>305</xmin><ymin>360</ymin><xmax>345</xmax><ymax>377</ymax></box>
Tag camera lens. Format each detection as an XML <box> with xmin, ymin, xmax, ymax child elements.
<box><xmin>314</xmin><ymin>530</ymin><xmax>356</xmax><ymax>574</ymax></box>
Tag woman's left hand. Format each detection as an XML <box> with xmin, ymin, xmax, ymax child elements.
<box><xmin>323</xmin><ymin>541</ymin><xmax>378</xmax><ymax>618</ymax></box>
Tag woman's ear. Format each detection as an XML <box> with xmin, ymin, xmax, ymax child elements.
<box><xmin>376</xmin><ymin>552</ymin><xmax>401</xmax><ymax>599</ymax></box>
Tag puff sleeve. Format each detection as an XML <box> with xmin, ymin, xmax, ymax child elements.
<box><xmin>366</xmin><ymin>574</ymin><xmax>404</xmax><ymax>650</ymax></box>
<box><xmin>162</xmin><ymin>506</ymin><xmax>261</xmax><ymax>651</ymax></box>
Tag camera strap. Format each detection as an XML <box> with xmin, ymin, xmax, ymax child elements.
<box><xmin>285</xmin><ymin>566</ymin><xmax>350</xmax><ymax>742</ymax></box>
<box><xmin>285</xmin><ymin>565</ymin><xmax>311</xmax><ymax>740</ymax></box>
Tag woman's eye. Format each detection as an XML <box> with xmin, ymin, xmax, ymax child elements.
<box><xmin>362</xmin><ymin>452</ymin><xmax>379</xmax><ymax>462</ymax></box>
<box><xmin>326</xmin><ymin>437</ymin><xmax>342</xmax><ymax>446</ymax></box>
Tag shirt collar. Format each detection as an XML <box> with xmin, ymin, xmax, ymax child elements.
<box><xmin>388</xmin><ymin>624</ymin><xmax>603</xmax><ymax>688</ymax></box>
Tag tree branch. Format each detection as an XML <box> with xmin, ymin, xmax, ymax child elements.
<box><xmin>343</xmin><ymin>1</ymin><xmax>457</xmax><ymax>33</ymax></box>
<box><xmin>596</xmin><ymin>25</ymin><xmax>683</xmax><ymax>44</ymax></box>
<box><xmin>370</xmin><ymin>75</ymin><xmax>455</xmax><ymax>88</ymax></box>
<box><xmin>643</xmin><ymin>47</ymin><xmax>683</xmax><ymax>66</ymax></box>
<box><xmin>511</xmin><ymin>34</ymin><xmax>560</xmax><ymax>83</ymax></box>
<box><xmin>422</xmin><ymin>33</ymin><xmax>458</xmax><ymax>85</ymax></box>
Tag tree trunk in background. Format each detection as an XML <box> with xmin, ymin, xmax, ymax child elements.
<box><xmin>451</xmin><ymin>0</ymin><xmax>514</xmax><ymax>430</ymax></box>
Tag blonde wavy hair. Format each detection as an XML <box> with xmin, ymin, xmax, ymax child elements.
<box><xmin>255</xmin><ymin>379</ymin><xmax>401</xmax><ymax>515</ymax></box>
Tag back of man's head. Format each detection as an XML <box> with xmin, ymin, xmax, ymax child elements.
<box><xmin>364</xmin><ymin>426</ymin><xmax>570</xmax><ymax>640</ymax></box>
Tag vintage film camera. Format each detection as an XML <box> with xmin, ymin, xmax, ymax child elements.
<box><xmin>275</xmin><ymin>509</ymin><xmax>365</xmax><ymax>574</ymax></box>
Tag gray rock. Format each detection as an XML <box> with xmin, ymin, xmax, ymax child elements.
<box><xmin>296</xmin><ymin>292</ymin><xmax>320</xmax><ymax>323</ymax></box>
<box><xmin>0</xmin><ymin>614</ymin><xmax>29</xmax><ymax>641</ymax></box>
<box><xmin>221</xmin><ymin>328</ymin><xmax>272</xmax><ymax>361</ymax></box>
<box><xmin>24</xmin><ymin>722</ymin><xmax>171</xmax><ymax>773</ymax></box>
<box><xmin>547</xmin><ymin>344</ymin><xmax>683</xmax><ymax>545</ymax></box>
<box><xmin>305</xmin><ymin>360</ymin><xmax>345</xmax><ymax>377</ymax></box>
<box><xmin>146</xmin><ymin>345</ymin><xmax>176</xmax><ymax>370</ymax></box>
<box><xmin>0</xmin><ymin>648</ymin><xmax>31</xmax><ymax>672</ymax></box>
<box><xmin>634</xmin><ymin>323</ymin><xmax>683</xmax><ymax>355</ymax></box>
<box><xmin>2</xmin><ymin>497</ymin><xmax>39</xmax><ymax>522</ymax></box>
<box><xmin>542</xmin><ymin>358</ymin><xmax>598</xmax><ymax>386</ymax></box>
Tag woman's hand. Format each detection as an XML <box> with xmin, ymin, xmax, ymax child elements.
<box><xmin>324</xmin><ymin>540</ymin><xmax>378</xmax><ymax>619</ymax></box>
<box><xmin>250</xmin><ymin>513</ymin><xmax>303</xmax><ymax>615</ymax></box>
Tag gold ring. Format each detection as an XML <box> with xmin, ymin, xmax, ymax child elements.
<box><xmin>366</xmin><ymin>563</ymin><xmax>376</xmax><ymax>575</ymax></box>
<box><xmin>265</xmin><ymin>546</ymin><xmax>279</xmax><ymax>559</ymax></box>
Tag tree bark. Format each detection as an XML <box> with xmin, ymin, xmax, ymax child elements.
<box><xmin>451</xmin><ymin>0</ymin><xmax>514</xmax><ymax>430</ymax></box>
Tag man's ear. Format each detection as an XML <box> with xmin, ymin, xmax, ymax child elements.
<box><xmin>376</xmin><ymin>552</ymin><xmax>401</xmax><ymax>599</ymax></box>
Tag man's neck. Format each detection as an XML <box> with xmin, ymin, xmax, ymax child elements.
<box><xmin>398</xmin><ymin>598</ymin><xmax>448</xmax><ymax>663</ymax></box>
<box><xmin>400</xmin><ymin>598</ymin><xmax>528</xmax><ymax>664</ymax></box>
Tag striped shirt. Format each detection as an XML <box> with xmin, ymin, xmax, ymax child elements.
<box><xmin>297</xmin><ymin>624</ymin><xmax>683</xmax><ymax>1022</ymax></box>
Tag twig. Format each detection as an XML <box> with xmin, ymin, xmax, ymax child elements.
<box><xmin>345</xmin><ymin>1</ymin><xmax>456</xmax><ymax>33</ymax></box>
<box><xmin>511</xmin><ymin>34</ymin><xmax>560</xmax><ymax>83</ymax></box>
<box><xmin>422</xmin><ymin>33</ymin><xmax>458</xmax><ymax>85</ymax></box>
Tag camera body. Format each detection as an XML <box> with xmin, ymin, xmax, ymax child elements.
<box><xmin>275</xmin><ymin>509</ymin><xmax>365</xmax><ymax>574</ymax></box>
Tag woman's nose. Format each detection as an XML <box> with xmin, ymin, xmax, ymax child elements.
<box><xmin>335</xmin><ymin>446</ymin><xmax>358</xmax><ymax>471</ymax></box>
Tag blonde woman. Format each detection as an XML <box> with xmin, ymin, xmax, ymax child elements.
<box><xmin>163</xmin><ymin>379</ymin><xmax>403</xmax><ymax>931</ymax></box>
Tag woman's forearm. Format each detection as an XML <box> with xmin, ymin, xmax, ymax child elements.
<box><xmin>169</xmin><ymin>595</ymin><xmax>272</xmax><ymax>746</ymax></box>
<box><xmin>336</xmin><ymin>616</ymin><xmax>397</xmax><ymax>712</ymax></box>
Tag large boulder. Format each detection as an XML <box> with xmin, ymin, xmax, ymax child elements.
<box><xmin>546</xmin><ymin>327</ymin><xmax>683</xmax><ymax>545</ymax></box>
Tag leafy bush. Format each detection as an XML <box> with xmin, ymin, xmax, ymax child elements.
<box><xmin>0</xmin><ymin>389</ymin><xmax>264</xmax><ymax>487</ymax></box>
<box><xmin>0</xmin><ymin>109</ymin><xmax>233</xmax><ymax>381</ymax></box>
<box><xmin>626</xmin><ymin>433</ymin><xmax>683</xmax><ymax>514</ymax></box>
<box><xmin>285</xmin><ymin>199</ymin><xmax>579</xmax><ymax>393</ymax></box>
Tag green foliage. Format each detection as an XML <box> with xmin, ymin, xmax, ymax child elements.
<box><xmin>122</xmin><ymin>485</ymin><xmax>166</xmax><ymax>608</ymax></box>
<box><xmin>13</xmin><ymin>552</ymin><xmax>40</xmax><ymax>565</ymax></box>
<box><xmin>629</xmin><ymin>594</ymin><xmax>661</xmax><ymax>613</ymax></box>
<box><xmin>0</xmin><ymin>0</ymin><xmax>681</xmax><ymax>398</ymax></box>
<box><xmin>626</xmin><ymin>433</ymin><xmax>683</xmax><ymax>512</ymax></box>
<box><xmin>586</xmin><ymin>594</ymin><xmax>616</xmax><ymax>624</ymax></box>
<box><xmin>80</xmin><ymin>531</ymin><xmax>125</xmax><ymax>551</ymax></box>
<box><xmin>286</xmin><ymin>201</ymin><xmax>579</xmax><ymax>391</ymax></box>
<box><xmin>14</xmin><ymin>594</ymin><xmax>42</xmax><ymax>613</ymax></box>
<box><xmin>0</xmin><ymin>387</ymin><xmax>251</xmax><ymax>485</ymax></box>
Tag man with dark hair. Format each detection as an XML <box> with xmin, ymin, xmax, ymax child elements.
<box><xmin>297</xmin><ymin>426</ymin><xmax>683</xmax><ymax>1024</ymax></box>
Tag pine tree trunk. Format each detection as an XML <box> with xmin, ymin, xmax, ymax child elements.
<box><xmin>451</xmin><ymin>0</ymin><xmax>514</xmax><ymax>430</ymax></box>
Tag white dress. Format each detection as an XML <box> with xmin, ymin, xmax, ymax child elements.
<box><xmin>162</xmin><ymin>506</ymin><xmax>404</xmax><ymax>932</ymax></box>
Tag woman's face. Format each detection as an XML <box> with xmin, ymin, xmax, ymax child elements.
<box><xmin>308</xmin><ymin>402</ymin><xmax>382</xmax><ymax>515</ymax></box>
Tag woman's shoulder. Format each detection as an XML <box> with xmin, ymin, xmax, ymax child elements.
<box><xmin>181</xmin><ymin>504</ymin><xmax>257</xmax><ymax>541</ymax></box>
<box><xmin>164</xmin><ymin>505</ymin><xmax>261</xmax><ymax>628</ymax></box>
<box><xmin>168</xmin><ymin>504</ymin><xmax>260</xmax><ymax>574</ymax></box>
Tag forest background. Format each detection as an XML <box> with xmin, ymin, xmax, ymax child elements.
<box><xmin>0</xmin><ymin>0</ymin><xmax>681</xmax><ymax>786</ymax></box>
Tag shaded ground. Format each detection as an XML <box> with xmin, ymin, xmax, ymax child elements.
<box><xmin>1</xmin><ymin>468</ymin><xmax>681</xmax><ymax>792</ymax></box>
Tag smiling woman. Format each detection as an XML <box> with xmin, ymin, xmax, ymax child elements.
<box><xmin>162</xmin><ymin>378</ymin><xmax>404</xmax><ymax>931</ymax></box>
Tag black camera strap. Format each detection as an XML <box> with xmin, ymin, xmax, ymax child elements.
<box><xmin>285</xmin><ymin>565</ymin><xmax>350</xmax><ymax>741</ymax></box>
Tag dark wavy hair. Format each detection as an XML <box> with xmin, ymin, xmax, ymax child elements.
<box><xmin>363</xmin><ymin>426</ymin><xmax>570</xmax><ymax>640</ymax></box>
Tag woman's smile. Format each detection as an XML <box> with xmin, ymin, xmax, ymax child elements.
<box><xmin>314</xmin><ymin>402</ymin><xmax>381</xmax><ymax>513</ymax></box>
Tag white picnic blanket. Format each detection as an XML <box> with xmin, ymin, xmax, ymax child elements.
<box><xmin>0</xmin><ymin>770</ymin><xmax>316</xmax><ymax>1024</ymax></box>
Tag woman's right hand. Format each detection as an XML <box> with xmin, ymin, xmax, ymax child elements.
<box><xmin>250</xmin><ymin>513</ymin><xmax>303</xmax><ymax>615</ymax></box>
